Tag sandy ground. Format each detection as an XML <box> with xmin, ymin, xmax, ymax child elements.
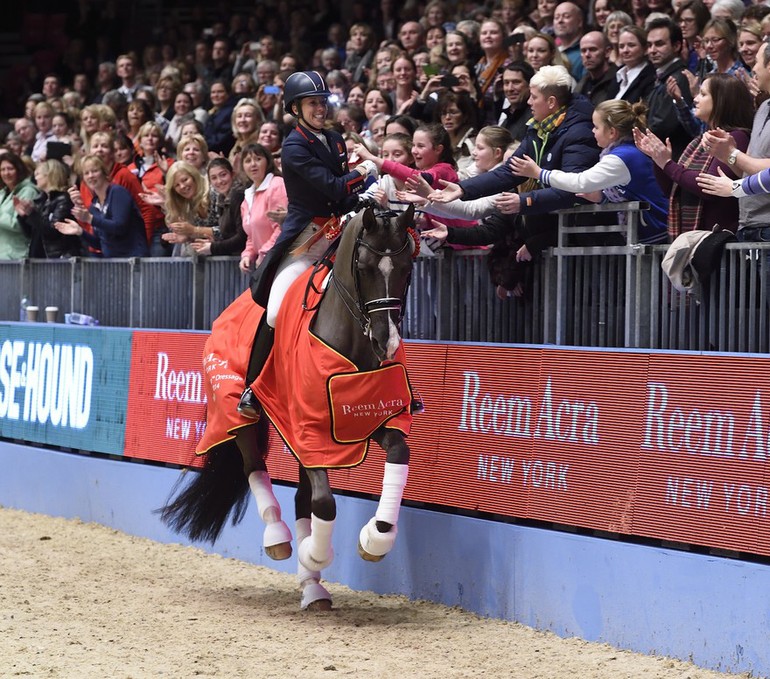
<box><xmin>0</xmin><ymin>507</ymin><xmax>752</xmax><ymax>679</ymax></box>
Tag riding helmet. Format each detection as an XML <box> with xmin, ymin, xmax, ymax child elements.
<box><xmin>283</xmin><ymin>71</ymin><xmax>331</xmax><ymax>114</ymax></box>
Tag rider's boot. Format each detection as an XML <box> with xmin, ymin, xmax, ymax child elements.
<box><xmin>237</xmin><ymin>319</ymin><xmax>275</xmax><ymax>419</ymax></box>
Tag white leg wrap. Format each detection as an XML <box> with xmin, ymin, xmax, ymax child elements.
<box><xmin>298</xmin><ymin>514</ymin><xmax>335</xmax><ymax>571</ymax></box>
<box><xmin>249</xmin><ymin>471</ymin><xmax>291</xmax><ymax>549</ymax></box>
<box><xmin>358</xmin><ymin>516</ymin><xmax>398</xmax><ymax>557</ymax></box>
<box><xmin>295</xmin><ymin>518</ymin><xmax>331</xmax><ymax>608</ymax></box>
<box><xmin>375</xmin><ymin>463</ymin><xmax>409</xmax><ymax>525</ymax></box>
<box><xmin>248</xmin><ymin>471</ymin><xmax>280</xmax><ymax>522</ymax></box>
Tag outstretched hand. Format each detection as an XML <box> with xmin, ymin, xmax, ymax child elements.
<box><xmin>695</xmin><ymin>166</ymin><xmax>734</xmax><ymax>197</ymax></box>
<box><xmin>426</xmin><ymin>179</ymin><xmax>462</xmax><ymax>203</ymax></box>
<box><xmin>404</xmin><ymin>173</ymin><xmax>434</xmax><ymax>198</ymax></box>
<box><xmin>420</xmin><ymin>221</ymin><xmax>448</xmax><ymax>243</ymax></box>
<box><xmin>508</xmin><ymin>154</ymin><xmax>541</xmax><ymax>179</ymax></box>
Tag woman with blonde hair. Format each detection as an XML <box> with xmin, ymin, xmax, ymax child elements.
<box><xmin>229</xmin><ymin>98</ymin><xmax>264</xmax><ymax>176</ymax></box>
<box><xmin>161</xmin><ymin>161</ymin><xmax>216</xmax><ymax>256</ymax></box>
<box><xmin>55</xmin><ymin>154</ymin><xmax>148</xmax><ymax>257</ymax></box>
<box><xmin>525</xmin><ymin>32</ymin><xmax>570</xmax><ymax>72</ymax></box>
<box><xmin>128</xmin><ymin>121</ymin><xmax>172</xmax><ymax>253</ymax></box>
<box><xmin>16</xmin><ymin>159</ymin><xmax>81</xmax><ymax>258</ymax></box>
<box><xmin>176</xmin><ymin>133</ymin><xmax>209</xmax><ymax>171</ymax></box>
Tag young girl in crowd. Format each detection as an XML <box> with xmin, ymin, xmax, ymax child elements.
<box><xmin>509</xmin><ymin>100</ymin><xmax>668</xmax><ymax>244</ymax></box>
<box><xmin>360</xmin><ymin>132</ymin><xmax>415</xmax><ymax>213</ymax></box>
<box><xmin>354</xmin><ymin>121</ymin><xmax>476</xmax><ymax>234</ymax></box>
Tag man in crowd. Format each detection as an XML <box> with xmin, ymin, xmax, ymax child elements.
<box><xmin>398</xmin><ymin>21</ymin><xmax>426</xmax><ymax>56</ymax></box>
<box><xmin>116</xmin><ymin>54</ymin><xmax>139</xmax><ymax>102</ymax></box>
<box><xmin>645</xmin><ymin>17</ymin><xmax>694</xmax><ymax>162</ymax></box>
<box><xmin>210</xmin><ymin>38</ymin><xmax>233</xmax><ymax>81</ymax></box>
<box><xmin>42</xmin><ymin>75</ymin><xmax>62</xmax><ymax>101</ymax></box>
<box><xmin>576</xmin><ymin>31</ymin><xmax>618</xmax><ymax>105</ymax></box>
<box><xmin>553</xmin><ymin>2</ymin><xmax>586</xmax><ymax>81</ymax></box>
<box><xmin>13</xmin><ymin>118</ymin><xmax>35</xmax><ymax>157</ymax></box>
<box><xmin>499</xmin><ymin>61</ymin><xmax>534</xmax><ymax>144</ymax></box>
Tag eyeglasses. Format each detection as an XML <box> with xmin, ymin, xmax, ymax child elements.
<box><xmin>702</xmin><ymin>37</ymin><xmax>726</xmax><ymax>45</ymax></box>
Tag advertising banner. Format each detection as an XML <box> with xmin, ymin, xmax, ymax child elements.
<box><xmin>0</xmin><ymin>323</ymin><xmax>131</xmax><ymax>454</ymax></box>
<box><xmin>124</xmin><ymin>331</ymin><xmax>209</xmax><ymax>466</ymax></box>
<box><xmin>12</xmin><ymin>323</ymin><xmax>767</xmax><ymax>558</ymax></box>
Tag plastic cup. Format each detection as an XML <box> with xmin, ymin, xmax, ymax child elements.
<box><xmin>45</xmin><ymin>306</ymin><xmax>59</xmax><ymax>323</ymax></box>
<box><xmin>25</xmin><ymin>306</ymin><xmax>39</xmax><ymax>322</ymax></box>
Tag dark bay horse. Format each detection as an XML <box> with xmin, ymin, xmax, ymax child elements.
<box><xmin>160</xmin><ymin>204</ymin><xmax>418</xmax><ymax>610</ymax></box>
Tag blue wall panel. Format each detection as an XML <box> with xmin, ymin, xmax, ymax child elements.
<box><xmin>0</xmin><ymin>324</ymin><xmax>131</xmax><ymax>454</ymax></box>
<box><xmin>1</xmin><ymin>441</ymin><xmax>768</xmax><ymax>677</ymax></box>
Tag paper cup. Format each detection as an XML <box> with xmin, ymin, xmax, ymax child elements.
<box><xmin>25</xmin><ymin>306</ymin><xmax>39</xmax><ymax>322</ymax></box>
<box><xmin>45</xmin><ymin>306</ymin><xmax>59</xmax><ymax>323</ymax></box>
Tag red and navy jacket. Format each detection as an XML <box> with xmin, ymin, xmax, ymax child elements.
<box><xmin>275</xmin><ymin>122</ymin><xmax>366</xmax><ymax>249</ymax></box>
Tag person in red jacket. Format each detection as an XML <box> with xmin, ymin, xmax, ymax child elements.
<box><xmin>128</xmin><ymin>121</ymin><xmax>173</xmax><ymax>255</ymax></box>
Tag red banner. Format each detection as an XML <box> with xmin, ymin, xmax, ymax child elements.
<box><xmin>124</xmin><ymin>332</ymin><xmax>770</xmax><ymax>557</ymax></box>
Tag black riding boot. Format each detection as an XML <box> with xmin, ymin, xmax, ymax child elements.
<box><xmin>237</xmin><ymin>319</ymin><xmax>275</xmax><ymax>419</ymax></box>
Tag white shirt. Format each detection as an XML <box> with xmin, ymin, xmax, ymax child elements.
<box><xmin>614</xmin><ymin>63</ymin><xmax>646</xmax><ymax>100</ymax></box>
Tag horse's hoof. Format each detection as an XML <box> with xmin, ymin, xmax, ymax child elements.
<box><xmin>265</xmin><ymin>542</ymin><xmax>292</xmax><ymax>560</ymax></box>
<box><xmin>357</xmin><ymin>517</ymin><xmax>397</xmax><ymax>561</ymax></box>
<box><xmin>301</xmin><ymin>581</ymin><xmax>332</xmax><ymax>611</ymax></box>
<box><xmin>263</xmin><ymin>521</ymin><xmax>293</xmax><ymax>560</ymax></box>
<box><xmin>358</xmin><ymin>540</ymin><xmax>385</xmax><ymax>562</ymax></box>
<box><xmin>305</xmin><ymin>598</ymin><xmax>333</xmax><ymax>612</ymax></box>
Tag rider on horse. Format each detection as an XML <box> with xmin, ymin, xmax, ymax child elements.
<box><xmin>238</xmin><ymin>70</ymin><xmax>379</xmax><ymax>419</ymax></box>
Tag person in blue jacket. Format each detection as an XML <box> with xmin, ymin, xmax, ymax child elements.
<box><xmin>55</xmin><ymin>154</ymin><xmax>149</xmax><ymax>258</ymax></box>
<box><xmin>428</xmin><ymin>64</ymin><xmax>600</xmax><ymax>259</ymax></box>
<box><xmin>238</xmin><ymin>71</ymin><xmax>377</xmax><ymax>417</ymax></box>
<box><xmin>509</xmin><ymin>99</ymin><xmax>668</xmax><ymax>244</ymax></box>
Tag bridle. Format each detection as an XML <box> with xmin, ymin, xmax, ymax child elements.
<box><xmin>332</xmin><ymin>210</ymin><xmax>414</xmax><ymax>337</ymax></box>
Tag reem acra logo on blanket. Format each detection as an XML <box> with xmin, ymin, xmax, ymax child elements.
<box><xmin>340</xmin><ymin>397</ymin><xmax>407</xmax><ymax>418</ymax></box>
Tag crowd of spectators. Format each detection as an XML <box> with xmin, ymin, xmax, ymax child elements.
<box><xmin>2</xmin><ymin>0</ymin><xmax>770</xmax><ymax>298</ymax></box>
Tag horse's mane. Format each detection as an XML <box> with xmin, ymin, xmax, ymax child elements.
<box><xmin>333</xmin><ymin>208</ymin><xmax>367</xmax><ymax>291</ymax></box>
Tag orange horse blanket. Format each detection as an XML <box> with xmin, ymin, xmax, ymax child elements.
<box><xmin>196</xmin><ymin>289</ymin><xmax>265</xmax><ymax>455</ymax></box>
<box><xmin>196</xmin><ymin>267</ymin><xmax>413</xmax><ymax>468</ymax></box>
<box><xmin>254</xmin><ymin>266</ymin><xmax>413</xmax><ymax>468</ymax></box>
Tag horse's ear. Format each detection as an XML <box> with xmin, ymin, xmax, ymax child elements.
<box><xmin>362</xmin><ymin>205</ymin><xmax>377</xmax><ymax>232</ymax></box>
<box><xmin>396</xmin><ymin>203</ymin><xmax>415</xmax><ymax>231</ymax></box>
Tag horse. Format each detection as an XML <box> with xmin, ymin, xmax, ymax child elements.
<box><xmin>159</xmin><ymin>203</ymin><xmax>419</xmax><ymax>611</ymax></box>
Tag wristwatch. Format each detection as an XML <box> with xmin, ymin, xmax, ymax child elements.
<box><xmin>727</xmin><ymin>148</ymin><xmax>740</xmax><ymax>166</ymax></box>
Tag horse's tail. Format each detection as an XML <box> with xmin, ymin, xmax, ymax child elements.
<box><xmin>157</xmin><ymin>420</ymin><xmax>268</xmax><ymax>543</ymax></box>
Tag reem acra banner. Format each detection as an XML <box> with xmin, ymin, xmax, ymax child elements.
<box><xmin>72</xmin><ymin>327</ymin><xmax>770</xmax><ymax>558</ymax></box>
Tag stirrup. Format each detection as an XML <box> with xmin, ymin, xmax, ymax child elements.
<box><xmin>237</xmin><ymin>387</ymin><xmax>261</xmax><ymax>419</ymax></box>
<box><xmin>410</xmin><ymin>398</ymin><xmax>425</xmax><ymax>415</ymax></box>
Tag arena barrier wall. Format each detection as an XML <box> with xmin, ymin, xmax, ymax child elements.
<box><xmin>2</xmin><ymin>321</ymin><xmax>770</xmax><ymax>675</ymax></box>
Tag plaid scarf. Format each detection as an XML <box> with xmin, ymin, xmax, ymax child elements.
<box><xmin>527</xmin><ymin>106</ymin><xmax>567</xmax><ymax>140</ymax></box>
<box><xmin>667</xmin><ymin>134</ymin><xmax>710</xmax><ymax>240</ymax></box>
<box><xmin>519</xmin><ymin>106</ymin><xmax>568</xmax><ymax>192</ymax></box>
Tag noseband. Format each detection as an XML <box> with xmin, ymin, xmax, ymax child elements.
<box><xmin>332</xmin><ymin>210</ymin><xmax>414</xmax><ymax>336</ymax></box>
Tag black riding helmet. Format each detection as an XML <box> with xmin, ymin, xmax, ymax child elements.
<box><xmin>283</xmin><ymin>71</ymin><xmax>332</xmax><ymax>115</ymax></box>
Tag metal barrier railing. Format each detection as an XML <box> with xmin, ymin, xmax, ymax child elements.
<box><xmin>2</xmin><ymin>203</ymin><xmax>767</xmax><ymax>352</ymax></box>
